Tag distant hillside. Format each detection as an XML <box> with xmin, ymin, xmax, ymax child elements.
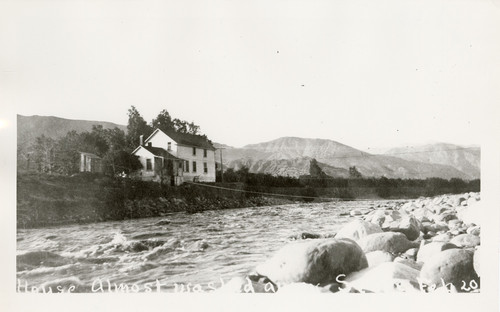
<box><xmin>242</xmin><ymin>137</ymin><xmax>367</xmax><ymax>160</ymax></box>
<box><xmin>226</xmin><ymin>156</ymin><xmax>351</xmax><ymax>178</ymax></box>
<box><xmin>17</xmin><ymin>115</ymin><xmax>480</xmax><ymax>180</ymax></box>
<box><xmin>222</xmin><ymin>137</ymin><xmax>476</xmax><ymax>180</ymax></box>
<box><xmin>384</xmin><ymin>143</ymin><xmax>480</xmax><ymax>179</ymax></box>
<box><xmin>17</xmin><ymin>115</ymin><xmax>127</xmax><ymax>151</ymax></box>
<box><xmin>213</xmin><ymin>142</ymin><xmax>234</xmax><ymax>149</ymax></box>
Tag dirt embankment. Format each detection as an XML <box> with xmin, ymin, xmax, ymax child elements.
<box><xmin>17</xmin><ymin>173</ymin><xmax>294</xmax><ymax>229</ymax></box>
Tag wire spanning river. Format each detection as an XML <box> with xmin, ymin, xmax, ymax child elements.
<box><xmin>16</xmin><ymin>200</ymin><xmax>400</xmax><ymax>293</ymax></box>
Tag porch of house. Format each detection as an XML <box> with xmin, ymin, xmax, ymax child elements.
<box><xmin>138</xmin><ymin>156</ymin><xmax>184</xmax><ymax>186</ymax></box>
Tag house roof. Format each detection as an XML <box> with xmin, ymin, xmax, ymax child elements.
<box><xmin>142</xmin><ymin>146</ymin><xmax>183</xmax><ymax>161</ymax></box>
<box><xmin>145</xmin><ymin>128</ymin><xmax>215</xmax><ymax>150</ymax></box>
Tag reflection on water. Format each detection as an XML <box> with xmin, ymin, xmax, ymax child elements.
<box><xmin>16</xmin><ymin>200</ymin><xmax>396</xmax><ymax>292</ymax></box>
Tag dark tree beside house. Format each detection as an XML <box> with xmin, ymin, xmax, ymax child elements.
<box><xmin>126</xmin><ymin>106</ymin><xmax>153</xmax><ymax>149</ymax></box>
<box><xmin>54</xmin><ymin>130</ymin><xmax>82</xmax><ymax>174</ymax></box>
<box><xmin>172</xmin><ymin>118</ymin><xmax>202</xmax><ymax>135</ymax></box>
<box><xmin>172</xmin><ymin>118</ymin><xmax>188</xmax><ymax>134</ymax></box>
<box><xmin>27</xmin><ymin>106</ymin><xmax>207</xmax><ymax>176</ymax></box>
<box><xmin>187</xmin><ymin>122</ymin><xmax>200</xmax><ymax>135</ymax></box>
<box><xmin>151</xmin><ymin>109</ymin><xmax>201</xmax><ymax>135</ymax></box>
<box><xmin>80</xmin><ymin>125</ymin><xmax>110</xmax><ymax>156</ymax></box>
<box><xmin>102</xmin><ymin>150</ymin><xmax>142</xmax><ymax>175</ymax></box>
<box><xmin>102</xmin><ymin>127</ymin><xmax>127</xmax><ymax>151</ymax></box>
<box><xmin>151</xmin><ymin>109</ymin><xmax>175</xmax><ymax>133</ymax></box>
<box><xmin>30</xmin><ymin>124</ymin><xmax>140</xmax><ymax>176</ymax></box>
<box><xmin>83</xmin><ymin>126</ymin><xmax>138</xmax><ymax>175</ymax></box>
<box><xmin>97</xmin><ymin>126</ymin><xmax>139</xmax><ymax>175</ymax></box>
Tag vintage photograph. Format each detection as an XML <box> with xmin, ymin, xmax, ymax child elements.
<box><xmin>2</xmin><ymin>0</ymin><xmax>499</xmax><ymax>310</ymax></box>
<box><xmin>15</xmin><ymin>111</ymin><xmax>482</xmax><ymax>294</ymax></box>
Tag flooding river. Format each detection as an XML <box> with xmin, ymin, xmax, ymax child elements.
<box><xmin>16</xmin><ymin>200</ymin><xmax>400</xmax><ymax>293</ymax></box>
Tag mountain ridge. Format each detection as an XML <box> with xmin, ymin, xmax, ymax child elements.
<box><xmin>17</xmin><ymin>115</ymin><xmax>480</xmax><ymax>180</ymax></box>
<box><xmin>223</xmin><ymin>137</ymin><xmax>479</xmax><ymax>180</ymax></box>
<box><xmin>384</xmin><ymin>143</ymin><xmax>480</xmax><ymax>179</ymax></box>
<box><xmin>17</xmin><ymin>115</ymin><xmax>127</xmax><ymax>151</ymax></box>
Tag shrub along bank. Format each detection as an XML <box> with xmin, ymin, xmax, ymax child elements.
<box><xmin>16</xmin><ymin>173</ymin><xmax>294</xmax><ymax>229</ymax></box>
<box><xmin>17</xmin><ymin>172</ymin><xmax>480</xmax><ymax>229</ymax></box>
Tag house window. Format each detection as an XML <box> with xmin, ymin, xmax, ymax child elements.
<box><xmin>168</xmin><ymin>142</ymin><xmax>172</xmax><ymax>151</ymax></box>
<box><xmin>203</xmin><ymin>149</ymin><xmax>207</xmax><ymax>157</ymax></box>
<box><xmin>146</xmin><ymin>159</ymin><xmax>152</xmax><ymax>171</ymax></box>
<box><xmin>192</xmin><ymin>161</ymin><xmax>197</xmax><ymax>173</ymax></box>
<box><xmin>184</xmin><ymin>161</ymin><xmax>189</xmax><ymax>172</ymax></box>
<box><xmin>203</xmin><ymin>162</ymin><xmax>208</xmax><ymax>174</ymax></box>
<box><xmin>192</xmin><ymin>147</ymin><xmax>196</xmax><ymax>156</ymax></box>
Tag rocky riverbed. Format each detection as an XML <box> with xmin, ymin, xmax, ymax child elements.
<box><xmin>220</xmin><ymin>192</ymin><xmax>481</xmax><ymax>293</ymax></box>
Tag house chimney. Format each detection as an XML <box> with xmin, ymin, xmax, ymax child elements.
<box><xmin>139</xmin><ymin>135</ymin><xmax>144</xmax><ymax>146</ymax></box>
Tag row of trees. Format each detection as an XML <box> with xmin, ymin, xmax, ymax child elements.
<box><xmin>126</xmin><ymin>106</ymin><xmax>206</xmax><ymax>149</ymax></box>
<box><xmin>29</xmin><ymin>126</ymin><xmax>142</xmax><ymax>175</ymax></box>
<box><xmin>28</xmin><ymin>106</ymin><xmax>206</xmax><ymax>176</ymax></box>
<box><xmin>216</xmin><ymin>165</ymin><xmax>478</xmax><ymax>189</ymax></box>
<box><xmin>218</xmin><ymin>167</ymin><xmax>302</xmax><ymax>187</ymax></box>
<box><xmin>213</xmin><ymin>162</ymin><xmax>480</xmax><ymax>199</ymax></box>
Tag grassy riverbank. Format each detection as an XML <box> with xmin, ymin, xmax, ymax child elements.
<box><xmin>17</xmin><ymin>173</ymin><xmax>296</xmax><ymax>229</ymax></box>
<box><xmin>17</xmin><ymin>172</ymin><xmax>480</xmax><ymax>229</ymax></box>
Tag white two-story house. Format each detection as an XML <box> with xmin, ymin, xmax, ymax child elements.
<box><xmin>131</xmin><ymin>128</ymin><xmax>217</xmax><ymax>185</ymax></box>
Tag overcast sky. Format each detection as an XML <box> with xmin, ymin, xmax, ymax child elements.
<box><xmin>1</xmin><ymin>0</ymin><xmax>499</xmax><ymax>150</ymax></box>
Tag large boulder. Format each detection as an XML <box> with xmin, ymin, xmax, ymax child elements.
<box><xmin>467</xmin><ymin>225</ymin><xmax>480</xmax><ymax>236</ymax></box>
<box><xmin>467</xmin><ymin>196</ymin><xmax>480</xmax><ymax>206</ymax></box>
<box><xmin>426</xmin><ymin>204</ymin><xmax>442</xmax><ymax>214</ymax></box>
<box><xmin>456</xmin><ymin>201</ymin><xmax>482</xmax><ymax>226</ymax></box>
<box><xmin>416</xmin><ymin>242</ymin><xmax>457</xmax><ymax>263</ymax></box>
<box><xmin>403</xmin><ymin>248</ymin><xmax>419</xmax><ymax>261</ymax></box>
<box><xmin>364</xmin><ymin>209</ymin><xmax>388</xmax><ymax>227</ymax></box>
<box><xmin>349</xmin><ymin>209</ymin><xmax>363</xmax><ymax>217</ymax></box>
<box><xmin>431</xmin><ymin>232</ymin><xmax>453</xmax><ymax>243</ymax></box>
<box><xmin>433</xmin><ymin>212</ymin><xmax>458</xmax><ymax>223</ymax></box>
<box><xmin>343</xmin><ymin>262</ymin><xmax>421</xmax><ymax>293</ymax></box>
<box><xmin>380</xmin><ymin>210</ymin><xmax>402</xmax><ymax>227</ymax></box>
<box><xmin>399</xmin><ymin>202</ymin><xmax>415</xmax><ymax>212</ymax></box>
<box><xmin>394</xmin><ymin>257</ymin><xmax>423</xmax><ymax>271</ymax></box>
<box><xmin>419</xmin><ymin>249</ymin><xmax>478</xmax><ymax>292</ymax></box>
<box><xmin>422</xmin><ymin>221</ymin><xmax>449</xmax><ymax>234</ymax></box>
<box><xmin>358</xmin><ymin>232</ymin><xmax>417</xmax><ymax>254</ymax></box>
<box><xmin>336</xmin><ymin>220</ymin><xmax>383</xmax><ymax>241</ymax></box>
<box><xmin>383</xmin><ymin>214</ymin><xmax>421</xmax><ymax>241</ymax></box>
<box><xmin>431</xmin><ymin>196</ymin><xmax>445</xmax><ymax>206</ymax></box>
<box><xmin>255</xmin><ymin>238</ymin><xmax>368</xmax><ymax>286</ymax></box>
<box><xmin>447</xmin><ymin>219</ymin><xmax>464</xmax><ymax>232</ymax></box>
<box><xmin>450</xmin><ymin>195</ymin><xmax>467</xmax><ymax>207</ymax></box>
<box><xmin>474</xmin><ymin>247</ymin><xmax>480</xmax><ymax>277</ymax></box>
<box><xmin>411</xmin><ymin>207</ymin><xmax>434</xmax><ymax>223</ymax></box>
<box><xmin>365</xmin><ymin>250</ymin><xmax>395</xmax><ymax>267</ymax></box>
<box><xmin>450</xmin><ymin>234</ymin><xmax>480</xmax><ymax>248</ymax></box>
